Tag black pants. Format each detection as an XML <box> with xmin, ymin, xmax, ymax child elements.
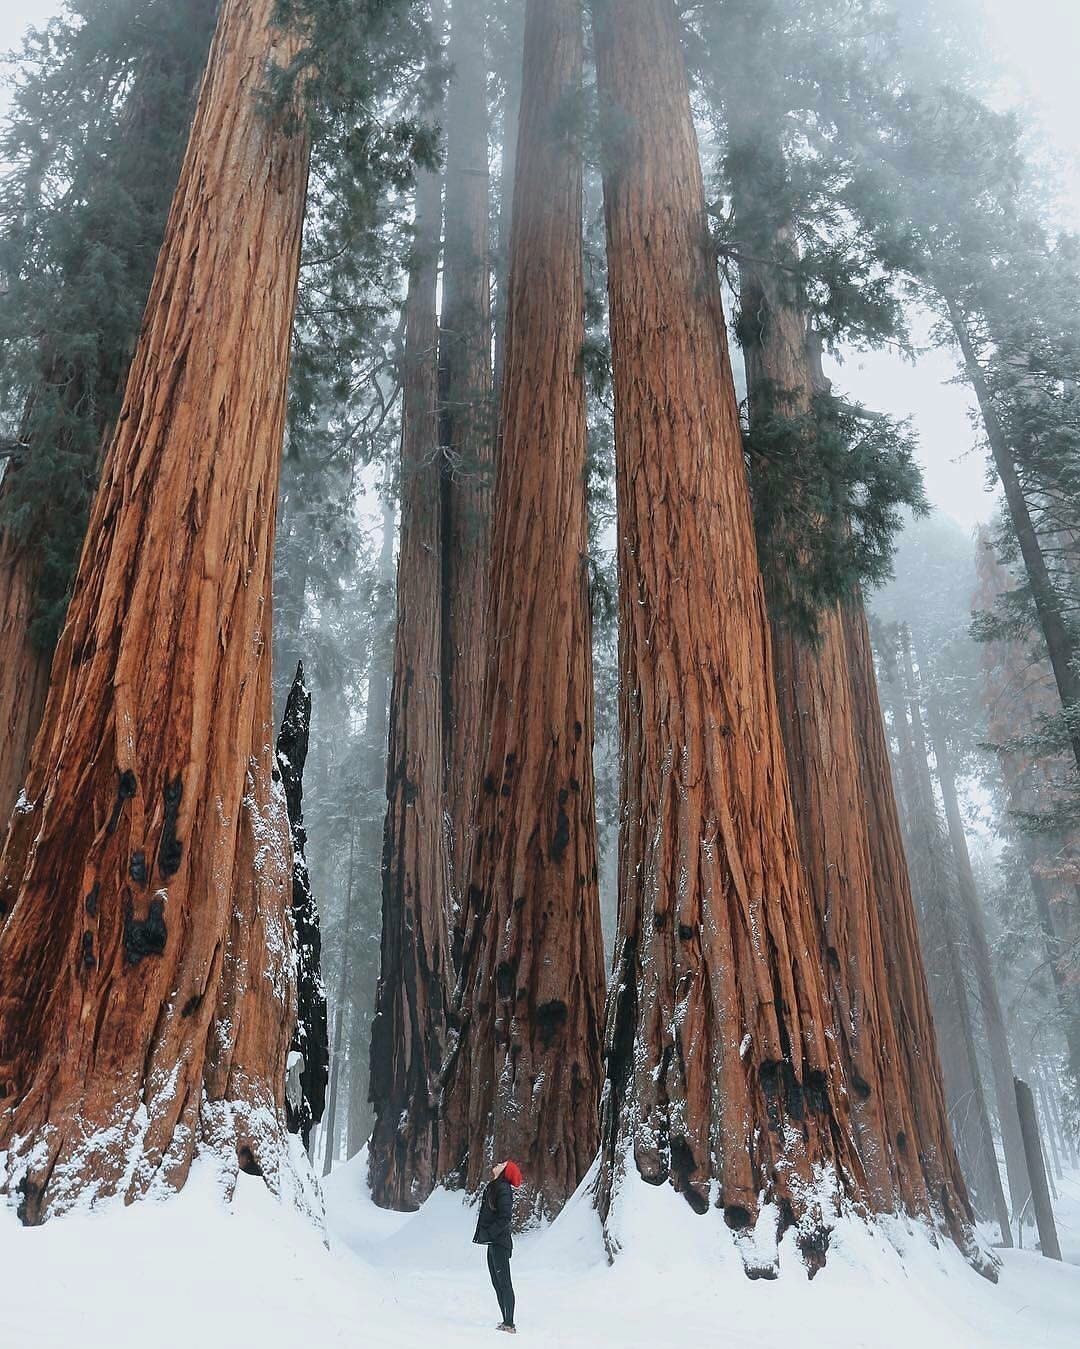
<box><xmin>486</xmin><ymin>1245</ymin><xmax>515</xmax><ymax>1327</ymax></box>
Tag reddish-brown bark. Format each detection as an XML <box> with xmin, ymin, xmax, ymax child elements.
<box><xmin>592</xmin><ymin>0</ymin><xmax>867</xmax><ymax>1272</ymax></box>
<box><xmin>844</xmin><ymin>604</ymin><xmax>988</xmax><ymax>1260</ymax></box>
<box><xmin>438</xmin><ymin>0</ymin><xmax>606</xmax><ymax>1221</ymax></box>
<box><xmin>0</xmin><ymin>0</ymin><xmax>310</xmax><ymax>1223</ymax></box>
<box><xmin>368</xmin><ymin>142</ymin><xmax>451</xmax><ymax>1210</ymax></box>
<box><xmin>0</xmin><ymin>0</ymin><xmax>218</xmax><ymax>827</ymax></box>
<box><xmin>440</xmin><ymin>0</ymin><xmax>494</xmax><ymax>945</ymax></box>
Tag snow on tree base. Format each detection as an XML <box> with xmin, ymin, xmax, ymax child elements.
<box><xmin>0</xmin><ymin>1149</ymin><xmax>1077</xmax><ymax>1348</ymax></box>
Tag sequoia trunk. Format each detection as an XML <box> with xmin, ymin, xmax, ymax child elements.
<box><xmin>367</xmin><ymin>121</ymin><xmax>451</xmax><ymax>1210</ymax></box>
<box><xmin>438</xmin><ymin>0</ymin><xmax>606</xmax><ymax>1221</ymax></box>
<box><xmin>593</xmin><ymin>0</ymin><xmax>873</xmax><ymax>1274</ymax></box>
<box><xmin>842</xmin><ymin>604</ymin><xmax>980</xmax><ymax>1253</ymax></box>
<box><xmin>730</xmin><ymin>132</ymin><xmax>935</xmax><ymax>1217</ymax></box>
<box><xmin>0</xmin><ymin>0</ymin><xmax>311</xmax><ymax>1222</ymax></box>
<box><xmin>440</xmin><ymin>0</ymin><xmax>494</xmax><ymax>942</ymax></box>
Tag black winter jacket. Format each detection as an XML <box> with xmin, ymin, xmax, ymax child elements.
<box><xmin>473</xmin><ymin>1175</ymin><xmax>514</xmax><ymax>1252</ymax></box>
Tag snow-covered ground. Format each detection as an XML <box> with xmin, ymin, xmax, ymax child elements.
<box><xmin>2</xmin><ymin>1151</ymin><xmax>1078</xmax><ymax>1348</ymax></box>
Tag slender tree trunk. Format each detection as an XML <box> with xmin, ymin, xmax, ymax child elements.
<box><xmin>438</xmin><ymin>0</ymin><xmax>605</xmax><ymax>1222</ymax></box>
<box><xmin>346</xmin><ymin>495</ymin><xmax>396</xmax><ymax>1158</ymax></box>
<box><xmin>368</xmin><ymin>91</ymin><xmax>452</xmax><ymax>1210</ymax></box>
<box><xmin>591</xmin><ymin>0</ymin><xmax>891</xmax><ymax>1276</ymax></box>
<box><xmin>324</xmin><ymin>829</ymin><xmax>357</xmax><ymax>1178</ymax></box>
<box><xmin>842</xmin><ymin>604</ymin><xmax>981</xmax><ymax>1255</ymax></box>
<box><xmin>917</xmin><ymin>652</ymin><xmax>1031</xmax><ymax>1215</ymax></box>
<box><xmin>1015</xmin><ymin>1078</ymin><xmax>1063</xmax><ymax>1260</ymax></box>
<box><xmin>0</xmin><ymin>0</ymin><xmax>219</xmax><ymax>827</ymax></box>
<box><xmin>948</xmin><ymin>302</ymin><xmax>1080</xmax><ymax>779</ymax></box>
<box><xmin>440</xmin><ymin>0</ymin><xmax>494</xmax><ymax>945</ymax></box>
<box><xmin>1035</xmin><ymin>1071</ymin><xmax>1064</xmax><ymax>1184</ymax></box>
<box><xmin>0</xmin><ymin>0</ymin><xmax>311</xmax><ymax>1223</ymax></box>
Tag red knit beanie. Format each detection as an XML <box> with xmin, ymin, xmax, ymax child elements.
<box><xmin>502</xmin><ymin>1161</ymin><xmax>523</xmax><ymax>1188</ymax></box>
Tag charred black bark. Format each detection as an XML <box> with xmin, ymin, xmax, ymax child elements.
<box><xmin>276</xmin><ymin>661</ymin><xmax>329</xmax><ymax>1149</ymax></box>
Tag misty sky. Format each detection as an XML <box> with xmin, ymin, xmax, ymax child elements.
<box><xmin>2</xmin><ymin>0</ymin><xmax>1078</xmax><ymax>532</ymax></box>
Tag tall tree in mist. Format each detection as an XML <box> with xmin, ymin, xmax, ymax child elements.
<box><xmin>439</xmin><ymin>0</ymin><xmax>606</xmax><ymax>1220</ymax></box>
<box><xmin>440</xmin><ymin>0</ymin><xmax>494</xmax><ymax>934</ymax></box>
<box><xmin>368</xmin><ymin>38</ymin><xmax>451</xmax><ymax>1210</ymax></box>
<box><xmin>0</xmin><ymin>0</ymin><xmax>311</xmax><ymax>1223</ymax></box>
<box><xmin>717</xmin><ymin>0</ymin><xmax>941</xmax><ymax>1220</ymax></box>
<box><xmin>0</xmin><ymin>0</ymin><xmax>219</xmax><ymax>823</ymax></box>
<box><xmin>593</xmin><ymin>0</ymin><xmax>855</xmax><ymax>1270</ymax></box>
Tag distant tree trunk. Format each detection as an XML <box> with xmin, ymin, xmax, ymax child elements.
<box><xmin>843</xmin><ymin>604</ymin><xmax>981</xmax><ymax>1253</ymax></box>
<box><xmin>0</xmin><ymin>0</ymin><xmax>219</xmax><ymax>826</ymax></box>
<box><xmin>884</xmin><ymin>629</ymin><xmax>1011</xmax><ymax>1243</ymax></box>
<box><xmin>948</xmin><ymin>302</ymin><xmax>1080</xmax><ymax>780</ymax></box>
<box><xmin>277</xmin><ymin>661</ymin><xmax>330</xmax><ymax>1150</ymax></box>
<box><xmin>917</xmin><ymin>651</ymin><xmax>1031</xmax><ymax>1216</ymax></box>
<box><xmin>368</xmin><ymin>115</ymin><xmax>452</xmax><ymax>1210</ymax></box>
<box><xmin>346</xmin><ymin>494</ymin><xmax>396</xmax><ymax>1158</ymax></box>
<box><xmin>1015</xmin><ymin>1078</ymin><xmax>1063</xmax><ymax>1260</ymax></box>
<box><xmin>0</xmin><ymin>0</ymin><xmax>311</xmax><ymax>1223</ymax></box>
<box><xmin>438</xmin><ymin>0</ymin><xmax>606</xmax><ymax>1222</ymax></box>
<box><xmin>440</xmin><ymin>0</ymin><xmax>493</xmax><ymax>945</ymax></box>
<box><xmin>323</xmin><ymin>829</ymin><xmax>357</xmax><ymax>1178</ymax></box>
<box><xmin>492</xmin><ymin>5</ymin><xmax>523</xmax><ymax>395</ymax></box>
<box><xmin>591</xmin><ymin>0</ymin><xmax>887</xmax><ymax>1275</ymax></box>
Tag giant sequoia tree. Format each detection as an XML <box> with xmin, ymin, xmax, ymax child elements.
<box><xmin>591</xmin><ymin>0</ymin><xmax>989</xmax><ymax>1276</ymax></box>
<box><xmin>439</xmin><ymin>0</ymin><xmax>606</xmax><ymax>1221</ymax></box>
<box><xmin>592</xmin><ymin>0</ymin><xmax>859</xmax><ymax>1264</ymax></box>
<box><xmin>0</xmin><ymin>0</ymin><xmax>311</xmax><ymax>1222</ymax></box>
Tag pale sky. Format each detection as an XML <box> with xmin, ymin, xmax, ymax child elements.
<box><xmin>2</xmin><ymin>0</ymin><xmax>1078</xmax><ymax>532</ymax></box>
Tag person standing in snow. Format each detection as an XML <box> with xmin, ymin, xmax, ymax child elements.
<box><xmin>473</xmin><ymin>1159</ymin><xmax>522</xmax><ymax>1334</ymax></box>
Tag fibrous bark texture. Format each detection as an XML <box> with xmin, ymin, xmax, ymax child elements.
<box><xmin>0</xmin><ymin>0</ymin><xmax>219</xmax><ymax>827</ymax></box>
<box><xmin>733</xmin><ymin>183</ymin><xmax>920</xmax><ymax>1215</ymax></box>
<box><xmin>368</xmin><ymin>146</ymin><xmax>451</xmax><ymax>1212</ymax></box>
<box><xmin>843</xmin><ymin>605</ymin><xmax>988</xmax><ymax>1266</ymax></box>
<box><xmin>592</xmin><ymin>0</ymin><xmax>865</xmax><ymax>1275</ymax></box>
<box><xmin>441</xmin><ymin>0</ymin><xmax>494</xmax><ymax>945</ymax></box>
<box><xmin>0</xmin><ymin>0</ymin><xmax>311</xmax><ymax>1224</ymax></box>
<box><xmin>438</xmin><ymin>0</ymin><xmax>605</xmax><ymax>1221</ymax></box>
<box><xmin>277</xmin><ymin>661</ymin><xmax>329</xmax><ymax>1151</ymax></box>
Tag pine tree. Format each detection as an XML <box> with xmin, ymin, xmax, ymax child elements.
<box><xmin>438</xmin><ymin>0</ymin><xmax>606</xmax><ymax>1220</ymax></box>
<box><xmin>0</xmin><ymin>0</ymin><xmax>312</xmax><ymax>1222</ymax></box>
